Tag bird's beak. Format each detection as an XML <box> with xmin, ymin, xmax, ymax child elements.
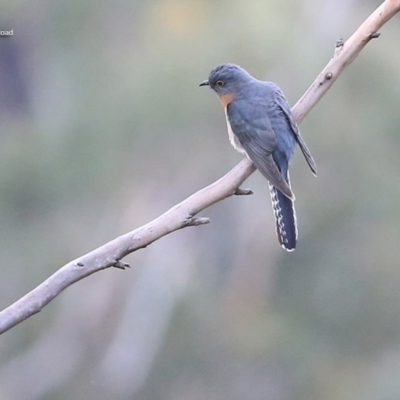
<box><xmin>199</xmin><ymin>80</ymin><xmax>209</xmax><ymax>87</ymax></box>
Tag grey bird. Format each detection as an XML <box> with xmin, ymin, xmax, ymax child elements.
<box><xmin>200</xmin><ymin>63</ymin><xmax>317</xmax><ymax>251</ymax></box>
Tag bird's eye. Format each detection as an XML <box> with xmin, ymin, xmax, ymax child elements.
<box><xmin>216</xmin><ymin>80</ymin><xmax>224</xmax><ymax>87</ymax></box>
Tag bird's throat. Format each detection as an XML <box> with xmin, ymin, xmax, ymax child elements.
<box><xmin>218</xmin><ymin>92</ymin><xmax>236</xmax><ymax>106</ymax></box>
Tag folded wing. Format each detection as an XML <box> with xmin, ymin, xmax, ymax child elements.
<box><xmin>227</xmin><ymin>101</ymin><xmax>294</xmax><ymax>200</ymax></box>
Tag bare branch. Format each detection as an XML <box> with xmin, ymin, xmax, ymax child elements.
<box><xmin>0</xmin><ymin>0</ymin><xmax>399</xmax><ymax>335</ymax></box>
<box><xmin>293</xmin><ymin>0</ymin><xmax>400</xmax><ymax>123</ymax></box>
<box><xmin>0</xmin><ymin>161</ymin><xmax>255</xmax><ymax>334</ymax></box>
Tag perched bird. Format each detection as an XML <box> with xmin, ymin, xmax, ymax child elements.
<box><xmin>200</xmin><ymin>63</ymin><xmax>317</xmax><ymax>251</ymax></box>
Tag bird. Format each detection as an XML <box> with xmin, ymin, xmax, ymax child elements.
<box><xmin>199</xmin><ymin>63</ymin><xmax>317</xmax><ymax>251</ymax></box>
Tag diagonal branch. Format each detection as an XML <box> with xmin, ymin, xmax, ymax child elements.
<box><xmin>293</xmin><ymin>0</ymin><xmax>400</xmax><ymax>123</ymax></box>
<box><xmin>0</xmin><ymin>0</ymin><xmax>399</xmax><ymax>335</ymax></box>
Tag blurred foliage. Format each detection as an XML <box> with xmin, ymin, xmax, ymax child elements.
<box><xmin>1</xmin><ymin>0</ymin><xmax>400</xmax><ymax>399</ymax></box>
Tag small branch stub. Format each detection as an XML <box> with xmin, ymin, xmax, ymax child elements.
<box><xmin>234</xmin><ymin>188</ymin><xmax>253</xmax><ymax>196</ymax></box>
<box><xmin>335</xmin><ymin>38</ymin><xmax>344</xmax><ymax>48</ymax></box>
<box><xmin>185</xmin><ymin>217</ymin><xmax>210</xmax><ymax>226</ymax></box>
<box><xmin>369</xmin><ymin>32</ymin><xmax>381</xmax><ymax>39</ymax></box>
<box><xmin>113</xmin><ymin>261</ymin><xmax>130</xmax><ymax>270</ymax></box>
<box><xmin>334</xmin><ymin>38</ymin><xmax>345</xmax><ymax>57</ymax></box>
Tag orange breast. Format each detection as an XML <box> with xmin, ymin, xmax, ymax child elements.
<box><xmin>218</xmin><ymin>92</ymin><xmax>235</xmax><ymax>106</ymax></box>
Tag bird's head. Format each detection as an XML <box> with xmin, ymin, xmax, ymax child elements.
<box><xmin>199</xmin><ymin>64</ymin><xmax>252</xmax><ymax>102</ymax></box>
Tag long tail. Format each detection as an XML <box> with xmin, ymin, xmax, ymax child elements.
<box><xmin>268</xmin><ymin>175</ymin><xmax>297</xmax><ymax>251</ymax></box>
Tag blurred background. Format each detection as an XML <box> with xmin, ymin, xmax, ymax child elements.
<box><xmin>1</xmin><ymin>0</ymin><xmax>400</xmax><ymax>399</ymax></box>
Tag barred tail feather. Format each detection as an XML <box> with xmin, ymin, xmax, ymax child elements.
<box><xmin>269</xmin><ymin>179</ymin><xmax>297</xmax><ymax>251</ymax></box>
